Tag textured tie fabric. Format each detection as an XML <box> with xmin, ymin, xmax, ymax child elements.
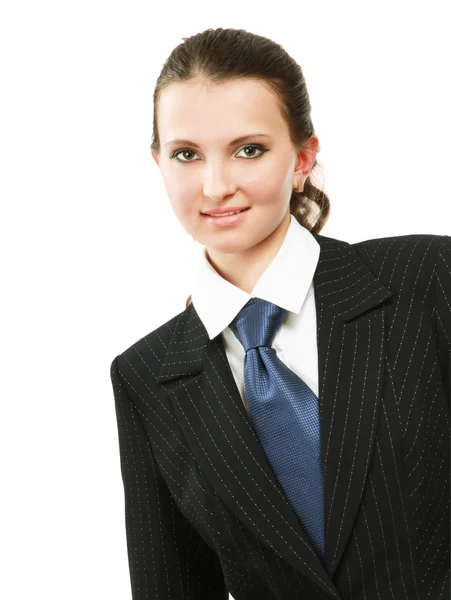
<box><xmin>229</xmin><ymin>297</ymin><xmax>325</xmax><ymax>558</ymax></box>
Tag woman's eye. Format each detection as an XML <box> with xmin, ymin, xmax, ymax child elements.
<box><xmin>236</xmin><ymin>145</ymin><xmax>266</xmax><ymax>159</ymax></box>
<box><xmin>171</xmin><ymin>144</ymin><xmax>267</xmax><ymax>162</ymax></box>
<box><xmin>172</xmin><ymin>148</ymin><xmax>200</xmax><ymax>162</ymax></box>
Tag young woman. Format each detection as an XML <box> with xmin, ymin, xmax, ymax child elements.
<box><xmin>110</xmin><ymin>27</ymin><xmax>450</xmax><ymax>600</ymax></box>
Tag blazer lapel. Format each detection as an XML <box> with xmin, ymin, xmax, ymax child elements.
<box><xmin>156</xmin><ymin>232</ymin><xmax>393</xmax><ymax>592</ymax></box>
<box><xmin>311</xmin><ymin>232</ymin><xmax>393</xmax><ymax>576</ymax></box>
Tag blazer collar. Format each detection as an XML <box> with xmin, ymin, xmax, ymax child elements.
<box><xmin>156</xmin><ymin>232</ymin><xmax>393</xmax><ymax>596</ymax></box>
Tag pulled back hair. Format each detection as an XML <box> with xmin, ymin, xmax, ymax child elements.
<box><xmin>149</xmin><ymin>27</ymin><xmax>331</xmax><ymax>307</ymax></box>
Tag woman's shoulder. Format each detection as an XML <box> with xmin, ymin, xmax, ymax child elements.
<box><xmin>111</xmin><ymin>305</ymin><xmax>189</xmax><ymax>384</ymax></box>
<box><xmin>349</xmin><ymin>231</ymin><xmax>446</xmax><ymax>266</ymax></box>
<box><xmin>315</xmin><ymin>230</ymin><xmax>447</xmax><ymax>274</ymax></box>
<box><xmin>347</xmin><ymin>232</ymin><xmax>449</xmax><ymax>299</ymax></box>
<box><xmin>352</xmin><ymin>231</ymin><xmax>445</xmax><ymax>250</ymax></box>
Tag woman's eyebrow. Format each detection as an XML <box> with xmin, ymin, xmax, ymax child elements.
<box><xmin>164</xmin><ymin>133</ymin><xmax>272</xmax><ymax>149</ymax></box>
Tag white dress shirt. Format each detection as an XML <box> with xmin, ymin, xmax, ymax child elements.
<box><xmin>190</xmin><ymin>214</ymin><xmax>321</xmax><ymax>417</ymax></box>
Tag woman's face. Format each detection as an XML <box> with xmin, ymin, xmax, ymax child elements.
<box><xmin>152</xmin><ymin>77</ymin><xmax>317</xmax><ymax>262</ymax></box>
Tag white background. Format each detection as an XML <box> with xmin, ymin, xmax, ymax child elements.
<box><xmin>1</xmin><ymin>1</ymin><xmax>449</xmax><ymax>598</ymax></box>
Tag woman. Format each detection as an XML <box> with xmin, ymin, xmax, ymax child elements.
<box><xmin>110</xmin><ymin>27</ymin><xmax>450</xmax><ymax>600</ymax></box>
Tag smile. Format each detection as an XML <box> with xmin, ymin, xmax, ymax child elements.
<box><xmin>202</xmin><ymin>207</ymin><xmax>250</xmax><ymax>227</ymax></box>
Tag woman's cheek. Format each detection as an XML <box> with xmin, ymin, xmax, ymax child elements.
<box><xmin>171</xmin><ymin>194</ymin><xmax>198</xmax><ymax>229</ymax></box>
<box><xmin>168</xmin><ymin>195</ymin><xmax>187</xmax><ymax>220</ymax></box>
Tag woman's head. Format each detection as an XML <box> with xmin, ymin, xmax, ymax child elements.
<box><xmin>150</xmin><ymin>28</ymin><xmax>330</xmax><ymax>264</ymax></box>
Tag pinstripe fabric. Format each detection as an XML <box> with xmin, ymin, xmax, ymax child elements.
<box><xmin>111</xmin><ymin>232</ymin><xmax>450</xmax><ymax>600</ymax></box>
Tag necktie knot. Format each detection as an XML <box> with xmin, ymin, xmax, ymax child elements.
<box><xmin>229</xmin><ymin>298</ymin><xmax>285</xmax><ymax>352</ymax></box>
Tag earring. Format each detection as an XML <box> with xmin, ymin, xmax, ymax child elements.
<box><xmin>294</xmin><ymin>179</ymin><xmax>304</xmax><ymax>193</ymax></box>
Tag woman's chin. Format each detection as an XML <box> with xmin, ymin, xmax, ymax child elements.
<box><xmin>204</xmin><ymin>239</ymin><xmax>251</xmax><ymax>257</ymax></box>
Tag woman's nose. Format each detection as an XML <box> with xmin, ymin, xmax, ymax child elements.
<box><xmin>202</xmin><ymin>164</ymin><xmax>236</xmax><ymax>200</ymax></box>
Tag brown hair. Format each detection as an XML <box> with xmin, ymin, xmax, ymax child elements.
<box><xmin>149</xmin><ymin>27</ymin><xmax>331</xmax><ymax>308</ymax></box>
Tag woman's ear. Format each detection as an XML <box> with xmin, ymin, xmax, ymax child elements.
<box><xmin>293</xmin><ymin>134</ymin><xmax>319</xmax><ymax>181</ymax></box>
<box><xmin>151</xmin><ymin>151</ymin><xmax>160</xmax><ymax>167</ymax></box>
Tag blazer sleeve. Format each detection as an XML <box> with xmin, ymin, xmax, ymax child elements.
<box><xmin>435</xmin><ymin>234</ymin><xmax>451</xmax><ymax>406</ymax></box>
<box><xmin>110</xmin><ymin>356</ymin><xmax>228</xmax><ymax>600</ymax></box>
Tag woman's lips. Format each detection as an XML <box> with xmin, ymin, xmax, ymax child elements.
<box><xmin>202</xmin><ymin>207</ymin><xmax>250</xmax><ymax>227</ymax></box>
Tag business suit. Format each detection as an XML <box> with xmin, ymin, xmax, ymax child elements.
<box><xmin>110</xmin><ymin>231</ymin><xmax>450</xmax><ymax>599</ymax></box>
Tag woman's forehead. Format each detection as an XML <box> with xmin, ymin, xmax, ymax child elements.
<box><xmin>157</xmin><ymin>79</ymin><xmax>286</xmax><ymax>141</ymax></box>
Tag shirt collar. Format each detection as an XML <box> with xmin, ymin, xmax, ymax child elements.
<box><xmin>190</xmin><ymin>214</ymin><xmax>321</xmax><ymax>339</ymax></box>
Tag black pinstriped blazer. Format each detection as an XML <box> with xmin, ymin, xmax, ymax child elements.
<box><xmin>110</xmin><ymin>232</ymin><xmax>450</xmax><ymax>600</ymax></box>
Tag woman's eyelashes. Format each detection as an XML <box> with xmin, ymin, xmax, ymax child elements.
<box><xmin>170</xmin><ymin>144</ymin><xmax>269</xmax><ymax>163</ymax></box>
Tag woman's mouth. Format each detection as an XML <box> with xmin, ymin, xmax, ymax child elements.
<box><xmin>202</xmin><ymin>207</ymin><xmax>250</xmax><ymax>227</ymax></box>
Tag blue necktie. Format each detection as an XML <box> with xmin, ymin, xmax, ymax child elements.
<box><xmin>229</xmin><ymin>297</ymin><xmax>325</xmax><ymax>558</ymax></box>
